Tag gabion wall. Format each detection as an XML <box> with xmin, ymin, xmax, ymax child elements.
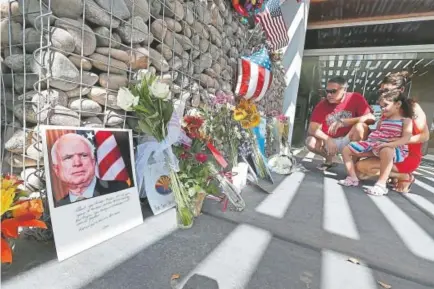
<box><xmin>1</xmin><ymin>0</ymin><xmax>286</xmax><ymax>194</ymax></box>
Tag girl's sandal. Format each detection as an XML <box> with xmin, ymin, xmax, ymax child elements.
<box><xmin>392</xmin><ymin>174</ymin><xmax>415</xmax><ymax>194</ymax></box>
<box><xmin>317</xmin><ymin>162</ymin><xmax>337</xmax><ymax>171</ymax></box>
<box><xmin>338</xmin><ymin>177</ymin><xmax>359</xmax><ymax>187</ymax></box>
<box><xmin>365</xmin><ymin>184</ymin><xmax>388</xmax><ymax>196</ymax></box>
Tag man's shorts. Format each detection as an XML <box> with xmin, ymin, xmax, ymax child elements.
<box><xmin>324</xmin><ymin>136</ymin><xmax>351</xmax><ymax>154</ymax></box>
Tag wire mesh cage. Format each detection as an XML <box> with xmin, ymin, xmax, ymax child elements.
<box><xmin>0</xmin><ymin>0</ymin><xmax>286</xmax><ymax>238</ymax></box>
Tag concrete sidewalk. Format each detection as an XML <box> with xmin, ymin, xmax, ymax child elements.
<box><xmin>2</xmin><ymin>149</ymin><xmax>434</xmax><ymax>289</ymax></box>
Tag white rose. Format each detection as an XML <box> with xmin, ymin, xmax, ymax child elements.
<box><xmin>136</xmin><ymin>69</ymin><xmax>152</xmax><ymax>82</ymax></box>
<box><xmin>117</xmin><ymin>87</ymin><xmax>139</xmax><ymax>111</ymax></box>
<box><xmin>150</xmin><ymin>80</ymin><xmax>171</xmax><ymax>101</ymax></box>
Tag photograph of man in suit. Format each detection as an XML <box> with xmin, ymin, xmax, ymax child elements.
<box><xmin>51</xmin><ymin>133</ymin><xmax>130</xmax><ymax>207</ymax></box>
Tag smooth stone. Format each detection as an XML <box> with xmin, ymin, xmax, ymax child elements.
<box><xmin>4</xmin><ymin>152</ymin><xmax>39</xmax><ymax>168</ymax></box>
<box><xmin>102</xmin><ymin>109</ymin><xmax>125</xmax><ymax>126</ymax></box>
<box><xmin>124</xmin><ymin>0</ymin><xmax>150</xmax><ymax>21</ymax></box>
<box><xmin>209</xmin><ymin>43</ymin><xmax>220</xmax><ymax>59</ymax></box>
<box><xmin>96</xmin><ymin>47</ymin><xmax>129</xmax><ymax>63</ymax></box>
<box><xmin>14</xmin><ymin>103</ymin><xmax>50</xmax><ymax>123</ymax></box>
<box><xmin>194</xmin><ymin>53</ymin><xmax>212</xmax><ymax>73</ymax></box>
<box><xmin>158</xmin><ymin>16</ymin><xmax>182</xmax><ymax>32</ymax></box>
<box><xmin>99</xmin><ymin>73</ymin><xmax>128</xmax><ymax>90</ymax></box>
<box><xmin>183</xmin><ymin>3</ymin><xmax>194</xmax><ymax>25</ymax></box>
<box><xmin>0</xmin><ymin>19</ymin><xmax>21</xmax><ymax>46</ymax></box>
<box><xmin>94</xmin><ymin>27</ymin><xmax>122</xmax><ymax>48</ymax></box>
<box><xmin>89</xmin><ymin>87</ymin><xmax>121</xmax><ymax>109</ymax></box>
<box><xmin>89</xmin><ymin>53</ymin><xmax>128</xmax><ymax>74</ymax></box>
<box><xmin>66</xmin><ymin>87</ymin><xmax>91</xmax><ymax>98</ymax></box>
<box><xmin>50</xmin><ymin>27</ymin><xmax>76</xmax><ymax>53</ymax></box>
<box><xmin>208</xmin><ymin>25</ymin><xmax>222</xmax><ymax>46</ymax></box>
<box><xmin>149</xmin><ymin>0</ymin><xmax>161</xmax><ymax>16</ymax></box>
<box><xmin>2</xmin><ymin>73</ymin><xmax>45</xmax><ymax>94</ymax></box>
<box><xmin>191</xmin><ymin>20</ymin><xmax>209</xmax><ymax>39</ymax></box>
<box><xmin>68</xmin><ymin>55</ymin><xmax>92</xmax><ymax>70</ymax></box>
<box><xmin>163</xmin><ymin>0</ymin><xmax>184</xmax><ymax>21</ymax></box>
<box><xmin>3</xmin><ymin>46</ymin><xmax>23</xmax><ymax>58</ymax></box>
<box><xmin>151</xmin><ymin>19</ymin><xmax>167</xmax><ymax>41</ymax></box>
<box><xmin>24</xmin><ymin>142</ymin><xmax>44</xmax><ymax>161</ymax></box>
<box><xmin>163</xmin><ymin>31</ymin><xmax>184</xmax><ymax>56</ymax></box>
<box><xmin>181</xmin><ymin>22</ymin><xmax>192</xmax><ymax>38</ymax></box>
<box><xmin>22</xmin><ymin>28</ymin><xmax>40</xmax><ymax>53</ymax></box>
<box><xmin>68</xmin><ymin>98</ymin><xmax>102</xmax><ymax>117</ymax></box>
<box><xmin>49</xmin><ymin>105</ymin><xmax>80</xmax><ymax>126</ymax></box>
<box><xmin>174</xmin><ymin>33</ymin><xmax>192</xmax><ymax>50</ymax></box>
<box><xmin>148</xmin><ymin>48</ymin><xmax>169</xmax><ymax>72</ymax></box>
<box><xmin>194</xmin><ymin>3</ymin><xmax>210</xmax><ymax>24</ymax></box>
<box><xmin>156</xmin><ymin>44</ymin><xmax>173</xmax><ymax>61</ymax></box>
<box><xmin>204</xmin><ymin>68</ymin><xmax>218</xmax><ymax>78</ymax></box>
<box><xmin>84</xmin><ymin>0</ymin><xmax>120</xmax><ymax>28</ymax></box>
<box><xmin>95</xmin><ymin>0</ymin><xmax>130</xmax><ymax>20</ymax></box>
<box><xmin>31</xmin><ymin>89</ymin><xmax>69</xmax><ymax>108</ymax></box>
<box><xmin>48</xmin><ymin>0</ymin><xmax>83</xmax><ymax>18</ymax></box>
<box><xmin>117</xmin><ymin>16</ymin><xmax>151</xmax><ymax>44</ymax></box>
<box><xmin>82</xmin><ymin>116</ymin><xmax>103</xmax><ymax>128</ymax></box>
<box><xmin>4</xmin><ymin>54</ymin><xmax>33</xmax><ymax>72</ymax></box>
<box><xmin>127</xmin><ymin>47</ymin><xmax>149</xmax><ymax>70</ymax></box>
<box><xmin>210</xmin><ymin>4</ymin><xmax>224</xmax><ymax>29</ymax></box>
<box><xmin>172</xmin><ymin>56</ymin><xmax>183</xmax><ymax>70</ymax></box>
<box><xmin>32</xmin><ymin>50</ymin><xmax>80</xmax><ymax>91</ymax></box>
<box><xmin>1</xmin><ymin>1</ymin><xmax>20</xmax><ymax>22</ymax></box>
<box><xmin>19</xmin><ymin>0</ymin><xmax>55</xmax><ymax>29</ymax></box>
<box><xmin>21</xmin><ymin>168</ymin><xmax>43</xmax><ymax>192</ymax></box>
<box><xmin>55</xmin><ymin>18</ymin><xmax>96</xmax><ymax>56</ymax></box>
<box><xmin>198</xmin><ymin>73</ymin><xmax>214</xmax><ymax>88</ymax></box>
<box><xmin>5</xmin><ymin>129</ymin><xmax>33</xmax><ymax>153</ymax></box>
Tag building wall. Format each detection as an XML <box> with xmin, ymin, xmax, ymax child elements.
<box><xmin>410</xmin><ymin>68</ymin><xmax>434</xmax><ymax>153</ymax></box>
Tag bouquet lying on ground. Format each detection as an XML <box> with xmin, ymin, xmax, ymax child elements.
<box><xmin>1</xmin><ymin>175</ymin><xmax>46</xmax><ymax>263</ymax></box>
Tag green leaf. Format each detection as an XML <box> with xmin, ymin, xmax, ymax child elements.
<box><xmin>138</xmin><ymin>120</ymin><xmax>153</xmax><ymax>135</ymax></box>
<box><xmin>162</xmin><ymin>102</ymin><xmax>174</xmax><ymax>123</ymax></box>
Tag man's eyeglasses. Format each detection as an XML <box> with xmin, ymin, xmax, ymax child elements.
<box><xmin>325</xmin><ymin>89</ymin><xmax>338</xmax><ymax>94</ymax></box>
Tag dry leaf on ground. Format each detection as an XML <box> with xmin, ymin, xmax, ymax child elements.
<box><xmin>347</xmin><ymin>257</ymin><xmax>360</xmax><ymax>265</ymax></box>
<box><xmin>378</xmin><ymin>281</ymin><xmax>392</xmax><ymax>288</ymax></box>
<box><xmin>171</xmin><ymin>274</ymin><xmax>180</xmax><ymax>280</ymax></box>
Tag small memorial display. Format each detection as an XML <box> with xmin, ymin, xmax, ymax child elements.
<box><xmin>41</xmin><ymin>126</ymin><xmax>143</xmax><ymax>261</ymax></box>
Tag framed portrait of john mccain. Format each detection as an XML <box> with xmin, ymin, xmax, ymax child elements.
<box><xmin>41</xmin><ymin>126</ymin><xmax>143</xmax><ymax>261</ymax></box>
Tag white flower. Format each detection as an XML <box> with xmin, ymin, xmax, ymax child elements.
<box><xmin>136</xmin><ymin>69</ymin><xmax>152</xmax><ymax>82</ymax></box>
<box><xmin>117</xmin><ymin>87</ymin><xmax>139</xmax><ymax>111</ymax></box>
<box><xmin>150</xmin><ymin>80</ymin><xmax>171</xmax><ymax>101</ymax></box>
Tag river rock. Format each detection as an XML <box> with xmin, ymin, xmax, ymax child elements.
<box><xmin>156</xmin><ymin>44</ymin><xmax>173</xmax><ymax>61</ymax></box>
<box><xmin>21</xmin><ymin>168</ymin><xmax>43</xmax><ymax>192</ymax></box>
<box><xmin>151</xmin><ymin>19</ymin><xmax>167</xmax><ymax>41</ymax></box>
<box><xmin>117</xmin><ymin>16</ymin><xmax>151</xmax><ymax>44</ymax></box>
<box><xmin>94</xmin><ymin>27</ymin><xmax>122</xmax><ymax>48</ymax></box>
<box><xmin>209</xmin><ymin>43</ymin><xmax>220</xmax><ymax>59</ymax></box>
<box><xmin>194</xmin><ymin>53</ymin><xmax>212</xmax><ymax>73</ymax></box>
<box><xmin>14</xmin><ymin>103</ymin><xmax>49</xmax><ymax>123</ymax></box>
<box><xmin>149</xmin><ymin>0</ymin><xmax>161</xmax><ymax>16</ymax></box>
<box><xmin>99</xmin><ymin>73</ymin><xmax>128</xmax><ymax>90</ymax></box>
<box><xmin>183</xmin><ymin>3</ymin><xmax>194</xmax><ymax>25</ymax></box>
<box><xmin>1</xmin><ymin>1</ymin><xmax>20</xmax><ymax>22</ymax></box>
<box><xmin>5</xmin><ymin>129</ymin><xmax>33</xmax><ymax>153</ymax></box>
<box><xmin>198</xmin><ymin>73</ymin><xmax>215</xmax><ymax>88</ymax></box>
<box><xmin>158</xmin><ymin>16</ymin><xmax>182</xmax><ymax>32</ymax></box>
<box><xmin>5</xmin><ymin>152</ymin><xmax>39</xmax><ymax>168</ymax></box>
<box><xmin>127</xmin><ymin>47</ymin><xmax>149</xmax><ymax>70</ymax></box>
<box><xmin>163</xmin><ymin>31</ymin><xmax>184</xmax><ymax>56</ymax></box>
<box><xmin>95</xmin><ymin>0</ymin><xmax>130</xmax><ymax>19</ymax></box>
<box><xmin>84</xmin><ymin>0</ymin><xmax>120</xmax><ymax>28</ymax></box>
<box><xmin>2</xmin><ymin>73</ymin><xmax>44</xmax><ymax>94</ymax></box>
<box><xmin>23</xmin><ymin>142</ymin><xmax>44</xmax><ymax>162</ymax></box>
<box><xmin>191</xmin><ymin>20</ymin><xmax>209</xmax><ymax>39</ymax></box>
<box><xmin>89</xmin><ymin>53</ymin><xmax>128</xmax><ymax>74</ymax></box>
<box><xmin>148</xmin><ymin>47</ymin><xmax>169</xmax><ymax>72</ymax></box>
<box><xmin>32</xmin><ymin>50</ymin><xmax>80</xmax><ymax>91</ymax></box>
<box><xmin>68</xmin><ymin>98</ymin><xmax>102</xmax><ymax>116</ymax></box>
<box><xmin>208</xmin><ymin>25</ymin><xmax>222</xmax><ymax>46</ymax></box>
<box><xmin>31</xmin><ymin>89</ymin><xmax>69</xmax><ymax>108</ymax></box>
<box><xmin>82</xmin><ymin>116</ymin><xmax>103</xmax><ymax>128</ymax></box>
<box><xmin>89</xmin><ymin>87</ymin><xmax>121</xmax><ymax>109</ymax></box>
<box><xmin>49</xmin><ymin>27</ymin><xmax>76</xmax><ymax>53</ymax></box>
<box><xmin>164</xmin><ymin>0</ymin><xmax>184</xmax><ymax>21</ymax></box>
<box><xmin>49</xmin><ymin>105</ymin><xmax>80</xmax><ymax>126</ymax></box>
<box><xmin>96</xmin><ymin>47</ymin><xmax>129</xmax><ymax>63</ymax></box>
<box><xmin>55</xmin><ymin>18</ymin><xmax>96</xmax><ymax>56</ymax></box>
<box><xmin>210</xmin><ymin>3</ymin><xmax>224</xmax><ymax>30</ymax></box>
<box><xmin>4</xmin><ymin>54</ymin><xmax>33</xmax><ymax>72</ymax></box>
<box><xmin>19</xmin><ymin>0</ymin><xmax>54</xmax><ymax>29</ymax></box>
<box><xmin>0</xmin><ymin>19</ymin><xmax>21</xmax><ymax>46</ymax></box>
<box><xmin>66</xmin><ymin>86</ymin><xmax>91</xmax><ymax>98</ymax></box>
<box><xmin>68</xmin><ymin>55</ymin><xmax>92</xmax><ymax>70</ymax></box>
<box><xmin>180</xmin><ymin>22</ymin><xmax>192</xmax><ymax>38</ymax></box>
<box><xmin>3</xmin><ymin>46</ymin><xmax>23</xmax><ymax>58</ymax></box>
<box><xmin>174</xmin><ymin>33</ymin><xmax>193</xmax><ymax>50</ymax></box>
<box><xmin>124</xmin><ymin>0</ymin><xmax>150</xmax><ymax>21</ymax></box>
<box><xmin>194</xmin><ymin>3</ymin><xmax>210</xmax><ymax>24</ymax></box>
<box><xmin>102</xmin><ymin>109</ymin><xmax>125</xmax><ymax>126</ymax></box>
<box><xmin>48</xmin><ymin>0</ymin><xmax>83</xmax><ymax>18</ymax></box>
<box><xmin>22</xmin><ymin>28</ymin><xmax>40</xmax><ymax>53</ymax></box>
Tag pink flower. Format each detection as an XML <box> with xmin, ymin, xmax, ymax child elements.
<box><xmin>180</xmin><ymin>152</ymin><xmax>190</xmax><ymax>160</ymax></box>
<box><xmin>195</xmin><ymin>153</ymin><xmax>208</xmax><ymax>163</ymax></box>
<box><xmin>277</xmin><ymin>114</ymin><xmax>288</xmax><ymax>122</ymax></box>
<box><xmin>183</xmin><ymin>144</ymin><xmax>191</xmax><ymax>151</ymax></box>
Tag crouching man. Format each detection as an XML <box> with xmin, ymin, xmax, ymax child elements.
<box><xmin>305</xmin><ymin>76</ymin><xmax>375</xmax><ymax>170</ymax></box>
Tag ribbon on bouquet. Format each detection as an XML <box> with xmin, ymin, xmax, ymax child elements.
<box><xmin>135</xmin><ymin>113</ymin><xmax>182</xmax><ymax>193</ymax></box>
<box><xmin>206</xmin><ymin>142</ymin><xmax>228</xmax><ymax>168</ymax></box>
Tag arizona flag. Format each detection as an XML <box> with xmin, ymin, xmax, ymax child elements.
<box><xmin>235</xmin><ymin>48</ymin><xmax>272</xmax><ymax>102</ymax></box>
<box><xmin>91</xmin><ymin>131</ymin><xmax>131</xmax><ymax>185</ymax></box>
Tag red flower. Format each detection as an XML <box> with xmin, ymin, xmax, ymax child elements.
<box><xmin>195</xmin><ymin>153</ymin><xmax>208</xmax><ymax>163</ymax></box>
<box><xmin>180</xmin><ymin>152</ymin><xmax>190</xmax><ymax>160</ymax></box>
<box><xmin>184</xmin><ymin>116</ymin><xmax>204</xmax><ymax>129</ymax></box>
<box><xmin>182</xmin><ymin>144</ymin><xmax>191</xmax><ymax>150</ymax></box>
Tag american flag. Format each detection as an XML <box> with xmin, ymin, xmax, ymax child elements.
<box><xmin>235</xmin><ymin>48</ymin><xmax>272</xmax><ymax>102</ymax></box>
<box><xmin>77</xmin><ymin>130</ymin><xmax>131</xmax><ymax>185</ymax></box>
<box><xmin>255</xmin><ymin>0</ymin><xmax>289</xmax><ymax>51</ymax></box>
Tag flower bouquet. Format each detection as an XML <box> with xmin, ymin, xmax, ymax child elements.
<box><xmin>117</xmin><ymin>70</ymin><xmax>194</xmax><ymax>228</ymax></box>
<box><xmin>1</xmin><ymin>175</ymin><xmax>47</xmax><ymax>263</ymax></box>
